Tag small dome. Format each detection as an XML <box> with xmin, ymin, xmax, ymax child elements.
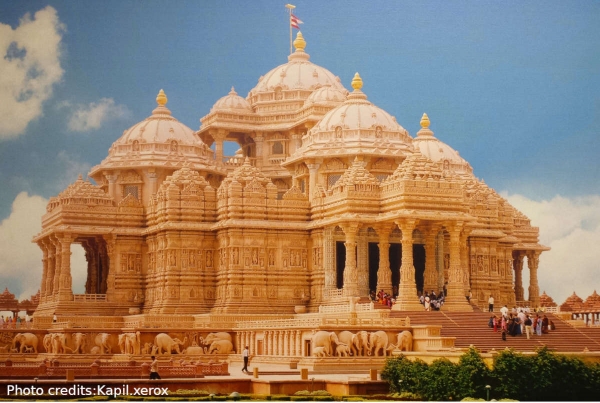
<box><xmin>412</xmin><ymin>113</ymin><xmax>473</xmax><ymax>175</ymax></box>
<box><xmin>114</xmin><ymin>89</ymin><xmax>199</xmax><ymax>146</ymax></box>
<box><xmin>311</xmin><ymin>73</ymin><xmax>408</xmax><ymax>136</ymax></box>
<box><xmin>90</xmin><ymin>90</ymin><xmax>217</xmax><ymax>177</ymax></box>
<box><xmin>211</xmin><ymin>87</ymin><xmax>253</xmax><ymax>112</ymax></box>
<box><xmin>305</xmin><ymin>85</ymin><xmax>347</xmax><ymax>106</ymax></box>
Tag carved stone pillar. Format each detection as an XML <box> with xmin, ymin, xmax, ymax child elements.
<box><xmin>443</xmin><ymin>223</ymin><xmax>472</xmax><ymax>311</ymax></box>
<box><xmin>146</xmin><ymin>170</ymin><xmax>158</xmax><ymax>196</ymax></box>
<box><xmin>57</xmin><ymin>234</ymin><xmax>73</xmax><ymax>301</ymax></box>
<box><xmin>393</xmin><ymin>220</ymin><xmax>422</xmax><ymax>310</ymax></box>
<box><xmin>341</xmin><ymin>223</ymin><xmax>360</xmax><ymax>297</ymax></box>
<box><xmin>526</xmin><ymin>251</ymin><xmax>540</xmax><ymax>307</ymax></box>
<box><xmin>306</xmin><ymin>162</ymin><xmax>321</xmax><ymax>202</ymax></box>
<box><xmin>254</xmin><ymin>134</ymin><xmax>264</xmax><ymax>167</ymax></box>
<box><xmin>44</xmin><ymin>239</ymin><xmax>56</xmax><ymax>302</ymax></box>
<box><xmin>513</xmin><ymin>251</ymin><xmax>525</xmax><ymax>302</ymax></box>
<box><xmin>266</xmin><ymin>331</ymin><xmax>272</xmax><ymax>355</ymax></box>
<box><xmin>38</xmin><ymin>240</ymin><xmax>49</xmax><ymax>301</ymax></box>
<box><xmin>51</xmin><ymin>235</ymin><xmax>62</xmax><ymax>299</ymax></box>
<box><xmin>278</xmin><ymin>331</ymin><xmax>283</xmax><ymax>356</ymax></box>
<box><xmin>376</xmin><ymin>224</ymin><xmax>393</xmax><ymax>296</ymax></box>
<box><xmin>423</xmin><ymin>228</ymin><xmax>439</xmax><ymax>293</ymax></box>
<box><xmin>104</xmin><ymin>172</ymin><xmax>118</xmax><ymax>199</ymax></box>
<box><xmin>250</xmin><ymin>331</ymin><xmax>256</xmax><ymax>355</ymax></box>
<box><xmin>357</xmin><ymin>232</ymin><xmax>369</xmax><ymax>296</ymax></box>
<box><xmin>212</xmin><ymin>129</ymin><xmax>227</xmax><ymax>162</ymax></box>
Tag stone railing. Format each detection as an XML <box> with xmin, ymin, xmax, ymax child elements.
<box><xmin>318</xmin><ymin>303</ymin><xmax>373</xmax><ymax>314</ymax></box>
<box><xmin>323</xmin><ymin>288</ymin><xmax>344</xmax><ymax>298</ymax></box>
<box><xmin>73</xmin><ymin>294</ymin><xmax>107</xmax><ymax>302</ymax></box>
<box><xmin>222</xmin><ymin>156</ymin><xmax>256</xmax><ymax>167</ymax></box>
<box><xmin>0</xmin><ymin>359</ymin><xmax>229</xmax><ymax>378</ymax></box>
<box><xmin>124</xmin><ymin>315</ymin><xmax>195</xmax><ymax>329</ymax></box>
<box><xmin>51</xmin><ymin>316</ymin><xmax>124</xmax><ymax>329</ymax></box>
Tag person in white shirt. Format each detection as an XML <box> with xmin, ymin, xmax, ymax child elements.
<box><xmin>500</xmin><ymin>305</ymin><xmax>509</xmax><ymax>318</ymax></box>
<box><xmin>488</xmin><ymin>295</ymin><xmax>494</xmax><ymax>312</ymax></box>
<box><xmin>242</xmin><ymin>346</ymin><xmax>249</xmax><ymax>372</ymax></box>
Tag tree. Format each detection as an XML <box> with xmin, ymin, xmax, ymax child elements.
<box><xmin>456</xmin><ymin>346</ymin><xmax>490</xmax><ymax>399</ymax></box>
<box><xmin>491</xmin><ymin>348</ymin><xmax>532</xmax><ymax>400</ymax></box>
<box><xmin>421</xmin><ymin>358</ymin><xmax>460</xmax><ymax>401</ymax></box>
<box><xmin>381</xmin><ymin>354</ymin><xmax>428</xmax><ymax>397</ymax></box>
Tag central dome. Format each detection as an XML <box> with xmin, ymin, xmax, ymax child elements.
<box><xmin>248</xmin><ymin>33</ymin><xmax>347</xmax><ymax>106</ymax></box>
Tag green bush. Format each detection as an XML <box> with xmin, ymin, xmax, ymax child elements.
<box><xmin>291</xmin><ymin>396</ymin><xmax>313</xmax><ymax>401</ymax></box>
<box><xmin>312</xmin><ymin>397</ymin><xmax>334</xmax><ymax>402</ymax></box>
<box><xmin>456</xmin><ymin>346</ymin><xmax>490</xmax><ymax>399</ymax></box>
<box><xmin>271</xmin><ymin>395</ymin><xmax>291</xmax><ymax>401</ymax></box>
<box><xmin>310</xmin><ymin>391</ymin><xmax>331</xmax><ymax>396</ymax></box>
<box><xmin>420</xmin><ymin>358</ymin><xmax>460</xmax><ymax>401</ymax></box>
<box><xmin>381</xmin><ymin>354</ymin><xmax>427</xmax><ymax>396</ymax></box>
<box><xmin>294</xmin><ymin>390</ymin><xmax>311</xmax><ymax>396</ymax></box>
<box><xmin>490</xmin><ymin>348</ymin><xmax>532</xmax><ymax>400</ymax></box>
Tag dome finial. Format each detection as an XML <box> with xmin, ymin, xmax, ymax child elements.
<box><xmin>293</xmin><ymin>31</ymin><xmax>306</xmax><ymax>52</ymax></box>
<box><xmin>156</xmin><ymin>89</ymin><xmax>168</xmax><ymax>106</ymax></box>
<box><xmin>420</xmin><ymin>113</ymin><xmax>430</xmax><ymax>129</ymax></box>
<box><xmin>351</xmin><ymin>72</ymin><xmax>363</xmax><ymax>91</ymax></box>
<box><xmin>229</xmin><ymin>86</ymin><xmax>237</xmax><ymax>95</ymax></box>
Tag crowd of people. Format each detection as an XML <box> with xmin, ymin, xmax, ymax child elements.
<box><xmin>0</xmin><ymin>314</ymin><xmax>32</xmax><ymax>329</ymax></box>
<box><xmin>371</xmin><ymin>289</ymin><xmax>396</xmax><ymax>307</ymax></box>
<box><xmin>488</xmin><ymin>305</ymin><xmax>554</xmax><ymax>340</ymax></box>
<box><xmin>419</xmin><ymin>290</ymin><xmax>446</xmax><ymax>311</ymax></box>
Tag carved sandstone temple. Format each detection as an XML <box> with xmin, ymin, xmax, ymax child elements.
<box><xmin>33</xmin><ymin>33</ymin><xmax>549</xmax><ymax>318</ymax></box>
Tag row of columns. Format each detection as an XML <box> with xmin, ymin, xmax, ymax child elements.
<box><xmin>263</xmin><ymin>330</ymin><xmax>303</xmax><ymax>356</ymax></box>
<box><xmin>512</xmin><ymin>250</ymin><xmax>541</xmax><ymax>307</ymax></box>
<box><xmin>38</xmin><ymin>234</ymin><xmax>73</xmax><ymax>303</ymax></box>
<box><xmin>324</xmin><ymin>220</ymin><xmax>472</xmax><ymax>311</ymax></box>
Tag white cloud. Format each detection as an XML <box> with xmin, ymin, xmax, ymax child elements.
<box><xmin>67</xmin><ymin>98</ymin><xmax>129</xmax><ymax>132</ymax></box>
<box><xmin>0</xmin><ymin>6</ymin><xmax>65</xmax><ymax>139</ymax></box>
<box><xmin>0</xmin><ymin>192</ymin><xmax>87</xmax><ymax>300</ymax></box>
<box><xmin>503</xmin><ymin>193</ymin><xmax>600</xmax><ymax>305</ymax></box>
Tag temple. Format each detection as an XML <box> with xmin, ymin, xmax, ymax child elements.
<box><xmin>33</xmin><ymin>32</ymin><xmax>549</xmax><ymax>319</ymax></box>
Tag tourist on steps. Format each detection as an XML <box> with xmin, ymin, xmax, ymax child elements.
<box><xmin>242</xmin><ymin>346</ymin><xmax>249</xmax><ymax>373</ymax></box>
<box><xmin>525</xmin><ymin>315</ymin><xmax>532</xmax><ymax>339</ymax></box>
<box><xmin>488</xmin><ymin>295</ymin><xmax>494</xmax><ymax>312</ymax></box>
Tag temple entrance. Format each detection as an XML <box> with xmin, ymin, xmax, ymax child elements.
<box><xmin>390</xmin><ymin>243</ymin><xmax>401</xmax><ymax>296</ymax></box>
<box><xmin>368</xmin><ymin>243</ymin><xmax>379</xmax><ymax>292</ymax></box>
<box><xmin>414</xmin><ymin>244</ymin><xmax>425</xmax><ymax>294</ymax></box>
<box><xmin>335</xmin><ymin>241</ymin><xmax>346</xmax><ymax>289</ymax></box>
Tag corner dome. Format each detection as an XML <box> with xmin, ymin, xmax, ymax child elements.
<box><xmin>90</xmin><ymin>90</ymin><xmax>218</xmax><ymax>176</ymax></box>
<box><xmin>412</xmin><ymin>113</ymin><xmax>473</xmax><ymax>176</ymax></box>
<box><xmin>305</xmin><ymin>84</ymin><xmax>347</xmax><ymax>106</ymax></box>
<box><xmin>211</xmin><ymin>87</ymin><xmax>253</xmax><ymax>112</ymax></box>
<box><xmin>248</xmin><ymin>32</ymin><xmax>347</xmax><ymax>101</ymax></box>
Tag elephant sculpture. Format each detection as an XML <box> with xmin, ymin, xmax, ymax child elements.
<box><xmin>313</xmin><ymin>346</ymin><xmax>327</xmax><ymax>357</ymax></box>
<box><xmin>12</xmin><ymin>333</ymin><xmax>38</xmax><ymax>353</ymax></box>
<box><xmin>397</xmin><ymin>330</ymin><xmax>413</xmax><ymax>352</ymax></box>
<box><xmin>50</xmin><ymin>333</ymin><xmax>72</xmax><ymax>354</ymax></box>
<box><xmin>43</xmin><ymin>334</ymin><xmax>52</xmax><ymax>353</ymax></box>
<box><xmin>311</xmin><ymin>331</ymin><xmax>340</xmax><ymax>357</ymax></box>
<box><xmin>118</xmin><ymin>331</ymin><xmax>141</xmax><ymax>355</ymax></box>
<box><xmin>335</xmin><ymin>343</ymin><xmax>351</xmax><ymax>357</ymax></box>
<box><xmin>203</xmin><ymin>332</ymin><xmax>232</xmax><ymax>345</ymax></box>
<box><xmin>338</xmin><ymin>330</ymin><xmax>370</xmax><ymax>356</ymax></box>
<box><xmin>94</xmin><ymin>333</ymin><xmax>112</xmax><ymax>354</ymax></box>
<box><xmin>208</xmin><ymin>339</ymin><xmax>233</xmax><ymax>354</ymax></box>
<box><xmin>369</xmin><ymin>331</ymin><xmax>389</xmax><ymax>357</ymax></box>
<box><xmin>153</xmin><ymin>333</ymin><xmax>185</xmax><ymax>355</ymax></box>
<box><xmin>72</xmin><ymin>333</ymin><xmax>87</xmax><ymax>354</ymax></box>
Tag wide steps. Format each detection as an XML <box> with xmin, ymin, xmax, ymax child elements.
<box><xmin>391</xmin><ymin>310</ymin><xmax>600</xmax><ymax>353</ymax></box>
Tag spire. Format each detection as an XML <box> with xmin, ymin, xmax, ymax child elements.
<box><xmin>156</xmin><ymin>89</ymin><xmax>168</xmax><ymax>106</ymax></box>
<box><xmin>351</xmin><ymin>72</ymin><xmax>363</xmax><ymax>91</ymax></box>
<box><xmin>294</xmin><ymin>31</ymin><xmax>306</xmax><ymax>52</ymax></box>
<box><xmin>420</xmin><ymin>113</ymin><xmax>430</xmax><ymax>129</ymax></box>
<box><xmin>229</xmin><ymin>87</ymin><xmax>237</xmax><ymax>95</ymax></box>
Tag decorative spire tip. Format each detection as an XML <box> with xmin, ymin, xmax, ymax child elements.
<box><xmin>351</xmin><ymin>72</ymin><xmax>363</xmax><ymax>91</ymax></box>
<box><xmin>294</xmin><ymin>31</ymin><xmax>306</xmax><ymax>52</ymax></box>
<box><xmin>420</xmin><ymin>113</ymin><xmax>430</xmax><ymax>129</ymax></box>
<box><xmin>156</xmin><ymin>89</ymin><xmax>168</xmax><ymax>106</ymax></box>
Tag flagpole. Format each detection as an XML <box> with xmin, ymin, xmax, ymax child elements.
<box><xmin>286</xmin><ymin>4</ymin><xmax>295</xmax><ymax>55</ymax></box>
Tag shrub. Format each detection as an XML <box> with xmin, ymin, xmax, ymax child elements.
<box><xmin>310</xmin><ymin>391</ymin><xmax>331</xmax><ymax>396</ymax></box>
<box><xmin>381</xmin><ymin>354</ymin><xmax>427</xmax><ymax>396</ymax></box>
<box><xmin>491</xmin><ymin>348</ymin><xmax>532</xmax><ymax>400</ymax></box>
<box><xmin>420</xmin><ymin>358</ymin><xmax>460</xmax><ymax>401</ymax></box>
<box><xmin>294</xmin><ymin>390</ymin><xmax>311</xmax><ymax>396</ymax></box>
<box><xmin>456</xmin><ymin>346</ymin><xmax>490</xmax><ymax>400</ymax></box>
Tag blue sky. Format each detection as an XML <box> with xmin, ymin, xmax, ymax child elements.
<box><xmin>0</xmin><ymin>1</ymin><xmax>599</xmax><ymax>306</ymax></box>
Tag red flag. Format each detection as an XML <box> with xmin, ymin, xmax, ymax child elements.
<box><xmin>290</xmin><ymin>13</ymin><xmax>303</xmax><ymax>30</ymax></box>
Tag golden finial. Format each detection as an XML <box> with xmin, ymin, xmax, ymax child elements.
<box><xmin>156</xmin><ymin>89</ymin><xmax>168</xmax><ymax>106</ymax></box>
<box><xmin>420</xmin><ymin>113</ymin><xmax>430</xmax><ymax>129</ymax></box>
<box><xmin>351</xmin><ymin>72</ymin><xmax>363</xmax><ymax>91</ymax></box>
<box><xmin>293</xmin><ymin>32</ymin><xmax>306</xmax><ymax>52</ymax></box>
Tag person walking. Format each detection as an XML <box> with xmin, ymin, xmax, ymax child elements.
<box><xmin>149</xmin><ymin>356</ymin><xmax>161</xmax><ymax>380</ymax></box>
<box><xmin>525</xmin><ymin>315</ymin><xmax>532</xmax><ymax>339</ymax></box>
<box><xmin>488</xmin><ymin>295</ymin><xmax>494</xmax><ymax>312</ymax></box>
<box><xmin>242</xmin><ymin>346</ymin><xmax>250</xmax><ymax>372</ymax></box>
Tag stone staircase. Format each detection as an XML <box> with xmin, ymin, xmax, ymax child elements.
<box><xmin>389</xmin><ymin>310</ymin><xmax>600</xmax><ymax>353</ymax></box>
